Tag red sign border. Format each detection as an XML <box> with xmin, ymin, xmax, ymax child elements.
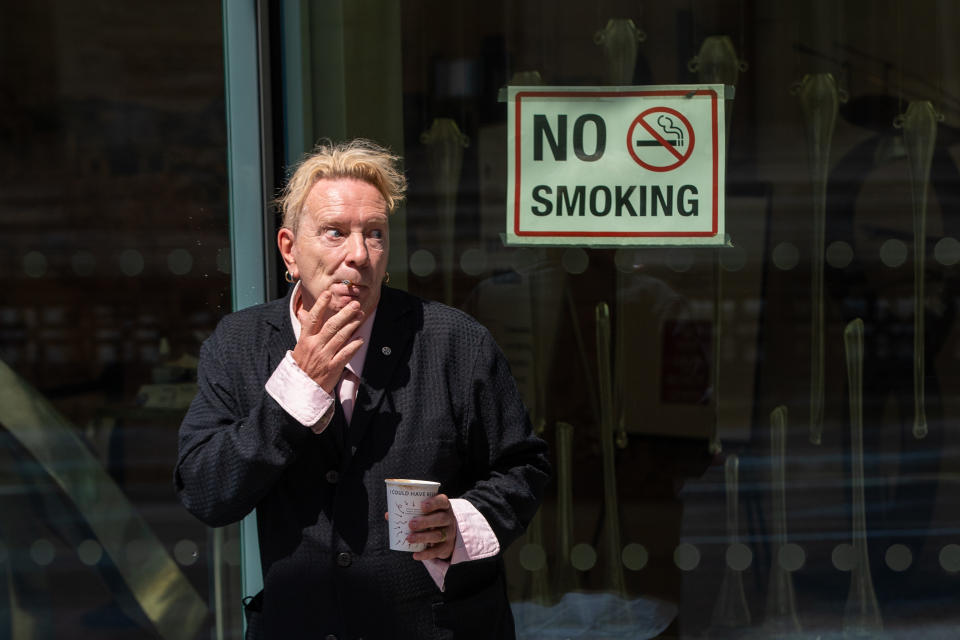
<box><xmin>512</xmin><ymin>88</ymin><xmax>719</xmax><ymax>239</ymax></box>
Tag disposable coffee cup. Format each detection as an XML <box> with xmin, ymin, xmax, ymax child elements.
<box><xmin>385</xmin><ymin>478</ymin><xmax>441</xmax><ymax>552</ymax></box>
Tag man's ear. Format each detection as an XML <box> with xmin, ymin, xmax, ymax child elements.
<box><xmin>277</xmin><ymin>228</ymin><xmax>298</xmax><ymax>278</ymax></box>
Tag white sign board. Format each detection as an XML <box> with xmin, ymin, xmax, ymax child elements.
<box><xmin>506</xmin><ymin>85</ymin><xmax>726</xmax><ymax>247</ymax></box>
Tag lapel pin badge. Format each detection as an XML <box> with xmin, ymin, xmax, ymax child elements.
<box><xmin>381</xmin><ymin>346</ymin><xmax>392</xmax><ymax>356</ymax></box>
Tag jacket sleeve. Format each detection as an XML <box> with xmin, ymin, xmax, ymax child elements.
<box><xmin>457</xmin><ymin>330</ymin><xmax>552</xmax><ymax>551</ymax></box>
<box><xmin>174</xmin><ymin>328</ymin><xmax>314</xmax><ymax>527</ymax></box>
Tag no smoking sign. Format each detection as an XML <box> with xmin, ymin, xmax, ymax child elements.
<box><xmin>507</xmin><ymin>85</ymin><xmax>727</xmax><ymax>247</ymax></box>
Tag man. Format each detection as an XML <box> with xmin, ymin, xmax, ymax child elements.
<box><xmin>175</xmin><ymin>139</ymin><xmax>550</xmax><ymax>639</ymax></box>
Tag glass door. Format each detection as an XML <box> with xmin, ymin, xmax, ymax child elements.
<box><xmin>0</xmin><ymin>1</ymin><xmax>238</xmax><ymax>638</ymax></box>
<box><xmin>262</xmin><ymin>1</ymin><xmax>960</xmax><ymax>638</ymax></box>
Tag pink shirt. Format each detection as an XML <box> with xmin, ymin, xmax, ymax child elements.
<box><xmin>264</xmin><ymin>284</ymin><xmax>499</xmax><ymax>590</ymax></box>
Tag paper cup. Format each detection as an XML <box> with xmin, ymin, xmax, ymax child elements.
<box><xmin>385</xmin><ymin>478</ymin><xmax>441</xmax><ymax>552</ymax></box>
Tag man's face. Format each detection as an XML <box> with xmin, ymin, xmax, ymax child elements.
<box><xmin>278</xmin><ymin>178</ymin><xmax>390</xmax><ymax>319</ymax></box>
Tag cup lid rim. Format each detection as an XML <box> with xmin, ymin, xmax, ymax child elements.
<box><xmin>384</xmin><ymin>478</ymin><xmax>441</xmax><ymax>486</ymax></box>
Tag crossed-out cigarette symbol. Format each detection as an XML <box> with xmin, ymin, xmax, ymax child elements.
<box><xmin>627</xmin><ymin>106</ymin><xmax>695</xmax><ymax>172</ymax></box>
<box><xmin>635</xmin><ymin>114</ymin><xmax>684</xmax><ymax>147</ymax></box>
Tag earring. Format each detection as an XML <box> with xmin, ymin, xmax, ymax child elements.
<box><xmin>285</xmin><ymin>270</ymin><xmax>296</xmax><ymax>284</ymax></box>
<box><xmin>383</xmin><ymin>272</ymin><xmax>390</xmax><ymax>284</ymax></box>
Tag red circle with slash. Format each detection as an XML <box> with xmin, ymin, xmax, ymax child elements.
<box><xmin>627</xmin><ymin>107</ymin><xmax>695</xmax><ymax>172</ymax></box>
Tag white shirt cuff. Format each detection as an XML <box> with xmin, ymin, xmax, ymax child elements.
<box><xmin>422</xmin><ymin>498</ymin><xmax>500</xmax><ymax>591</ymax></box>
<box><xmin>264</xmin><ymin>351</ymin><xmax>335</xmax><ymax>433</ymax></box>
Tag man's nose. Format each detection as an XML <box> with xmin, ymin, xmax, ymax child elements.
<box><xmin>345</xmin><ymin>231</ymin><xmax>369</xmax><ymax>264</ymax></box>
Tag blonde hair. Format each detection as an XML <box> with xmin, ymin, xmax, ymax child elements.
<box><xmin>279</xmin><ymin>139</ymin><xmax>407</xmax><ymax>234</ymax></box>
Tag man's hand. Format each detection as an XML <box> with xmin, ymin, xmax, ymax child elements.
<box><xmin>384</xmin><ymin>494</ymin><xmax>456</xmax><ymax>561</ymax></box>
<box><xmin>291</xmin><ymin>290</ymin><xmax>365</xmax><ymax>392</ymax></box>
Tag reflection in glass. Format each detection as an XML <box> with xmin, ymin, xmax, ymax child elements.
<box><xmin>167</xmin><ymin>248</ymin><xmax>194</xmax><ymax>275</ymax></box>
<box><xmin>939</xmin><ymin>545</ymin><xmax>960</xmax><ymax>573</ymax></box>
<box><xmin>118</xmin><ymin>248</ymin><xmax>145</xmax><ymax>276</ymax></box>
<box><xmin>622</xmin><ymin>543</ymin><xmax>649</xmax><ymax>572</ymax></box>
<box><xmin>794</xmin><ymin>73</ymin><xmax>841</xmax><ymax>447</ymax></box>
<box><xmin>825</xmin><ymin>240</ymin><xmax>853</xmax><ymax>269</ymax></box>
<box><xmin>459</xmin><ymin>247</ymin><xmax>488</xmax><ymax>276</ymax></box>
<box><xmin>0</xmin><ymin>360</ymin><xmax>208</xmax><ymax>639</ymax></box>
<box><xmin>595</xmin><ymin>302</ymin><xmax>626</xmax><ymax>597</ymax></box>
<box><xmin>772</xmin><ymin>242</ymin><xmax>800</xmax><ymax>270</ymax></box>
<box><xmin>524</xmin><ymin>511</ymin><xmax>550</xmax><ymax>605</ymax></box>
<box><xmin>883</xmin><ymin>544</ymin><xmax>912</xmax><ymax>572</ymax></box>
<box><xmin>709</xmin><ymin>454</ymin><xmax>751</xmax><ymax>634</ymax></box>
<box><xmin>593</xmin><ymin>18</ymin><xmax>646</xmax><ymax>85</ymax></box>
<box><xmin>561</xmin><ymin>248</ymin><xmax>589</xmax><ymax>275</ymax></box>
<box><xmin>22</xmin><ymin>251</ymin><xmax>48</xmax><ymax>278</ymax></box>
<box><xmin>842</xmin><ymin>318</ymin><xmax>883</xmax><ymax>637</ymax></box>
<box><xmin>895</xmin><ymin>100</ymin><xmax>939</xmax><ymax>440</ymax></box>
<box><xmin>832</xmin><ymin>543</ymin><xmax>855</xmax><ymax>572</ymax></box>
<box><xmin>763</xmin><ymin>406</ymin><xmax>801</xmax><ymax>635</ymax></box>
<box><xmin>688</xmin><ymin>35</ymin><xmax>746</xmax><ymax>138</ymax></box>
<box><xmin>720</xmin><ymin>246</ymin><xmax>747</xmax><ymax>272</ymax></box>
<box><xmin>673</xmin><ymin>543</ymin><xmax>700</xmax><ymax>572</ymax></box>
<box><xmin>279</xmin><ymin>2</ymin><xmax>960</xmax><ymax>637</ymax></box>
<box><xmin>878</xmin><ymin>238</ymin><xmax>907</xmax><ymax>268</ymax></box>
<box><xmin>571</xmin><ymin>543</ymin><xmax>598</xmax><ymax>572</ymax></box>
<box><xmin>519</xmin><ymin>543</ymin><xmax>547</xmax><ymax>572</ymax></box>
<box><xmin>464</xmin><ymin>250</ymin><xmax>570</xmax><ymax>621</ymax></box>
<box><xmin>555</xmin><ymin>421</ymin><xmax>578</xmax><ymax>595</ymax></box>
<box><xmin>409</xmin><ymin>248</ymin><xmax>437</xmax><ymax>277</ymax></box>
<box><xmin>71</xmin><ymin>251</ymin><xmax>98</xmax><ymax>277</ymax></box>
<box><xmin>421</xmin><ymin>118</ymin><xmax>469</xmax><ymax>306</ymax></box>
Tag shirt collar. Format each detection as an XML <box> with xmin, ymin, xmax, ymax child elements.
<box><xmin>288</xmin><ymin>281</ymin><xmax>376</xmax><ymax>378</ymax></box>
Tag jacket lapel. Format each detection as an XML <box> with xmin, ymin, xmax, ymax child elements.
<box><xmin>264</xmin><ymin>287</ymin><xmax>297</xmax><ymax>371</ymax></box>
<box><xmin>345</xmin><ymin>287</ymin><xmax>417</xmax><ymax>459</ymax></box>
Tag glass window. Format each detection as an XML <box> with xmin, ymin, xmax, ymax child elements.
<box><xmin>274</xmin><ymin>1</ymin><xmax>960</xmax><ymax>637</ymax></box>
<box><xmin>0</xmin><ymin>2</ymin><xmax>237</xmax><ymax>638</ymax></box>
<box><xmin>7</xmin><ymin>1</ymin><xmax>959</xmax><ymax>637</ymax></box>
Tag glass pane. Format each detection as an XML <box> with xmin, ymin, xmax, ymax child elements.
<box><xmin>272</xmin><ymin>0</ymin><xmax>960</xmax><ymax>637</ymax></box>
<box><xmin>0</xmin><ymin>2</ymin><xmax>239</xmax><ymax>638</ymax></box>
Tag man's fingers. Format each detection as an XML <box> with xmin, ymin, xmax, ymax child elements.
<box><xmin>411</xmin><ymin>525</ymin><xmax>455</xmax><ymax>561</ymax></box>
<box><xmin>408</xmin><ymin>495</ymin><xmax>453</xmax><ymax>532</ymax></box>
<box><xmin>298</xmin><ymin>291</ymin><xmax>332</xmax><ymax>335</ymax></box>
<box><xmin>317</xmin><ymin>301</ymin><xmax>364</xmax><ymax>343</ymax></box>
<box><xmin>420</xmin><ymin>494</ymin><xmax>451</xmax><ymax>513</ymax></box>
<box><xmin>326</xmin><ymin>335</ymin><xmax>365</xmax><ymax>372</ymax></box>
<box><xmin>296</xmin><ymin>308</ymin><xmax>313</xmax><ymax>333</ymax></box>
<box><xmin>409</xmin><ymin>511</ymin><xmax>446</xmax><ymax>530</ymax></box>
<box><xmin>299</xmin><ymin>292</ymin><xmax>363</xmax><ymax>341</ymax></box>
<box><xmin>405</xmin><ymin>494</ymin><xmax>454</xmax><ymax>561</ymax></box>
<box><xmin>292</xmin><ymin>296</ymin><xmax>363</xmax><ymax>383</ymax></box>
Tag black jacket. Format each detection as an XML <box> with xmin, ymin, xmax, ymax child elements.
<box><xmin>175</xmin><ymin>285</ymin><xmax>551</xmax><ymax>639</ymax></box>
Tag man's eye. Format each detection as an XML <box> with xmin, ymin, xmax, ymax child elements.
<box><xmin>324</xmin><ymin>228</ymin><xmax>344</xmax><ymax>239</ymax></box>
<box><xmin>369</xmin><ymin>229</ymin><xmax>384</xmax><ymax>240</ymax></box>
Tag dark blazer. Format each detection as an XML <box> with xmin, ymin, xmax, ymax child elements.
<box><xmin>175</xmin><ymin>285</ymin><xmax>551</xmax><ymax>639</ymax></box>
